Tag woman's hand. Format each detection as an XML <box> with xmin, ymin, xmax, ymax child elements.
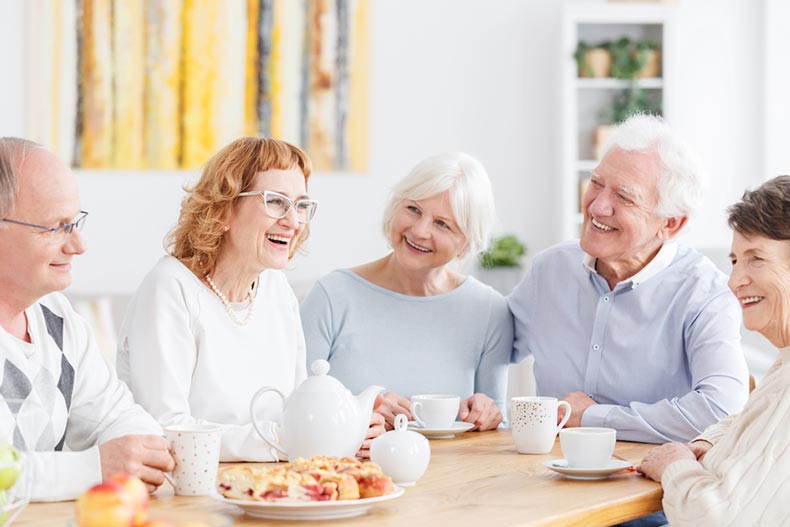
<box><xmin>459</xmin><ymin>393</ymin><xmax>502</xmax><ymax>431</ymax></box>
<box><xmin>637</xmin><ymin>442</ymin><xmax>696</xmax><ymax>482</ymax></box>
<box><xmin>356</xmin><ymin>412</ymin><xmax>386</xmax><ymax>459</ymax></box>
<box><xmin>377</xmin><ymin>392</ymin><xmax>413</xmax><ymax>430</ymax></box>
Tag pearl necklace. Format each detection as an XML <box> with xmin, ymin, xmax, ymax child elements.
<box><xmin>205</xmin><ymin>274</ymin><xmax>255</xmax><ymax>326</ymax></box>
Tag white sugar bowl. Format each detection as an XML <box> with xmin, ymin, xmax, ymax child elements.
<box><xmin>371</xmin><ymin>414</ymin><xmax>431</xmax><ymax>486</ymax></box>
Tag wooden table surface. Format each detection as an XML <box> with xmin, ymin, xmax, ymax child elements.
<box><xmin>16</xmin><ymin>429</ymin><xmax>662</xmax><ymax>527</ymax></box>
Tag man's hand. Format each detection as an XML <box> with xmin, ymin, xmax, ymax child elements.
<box><xmin>459</xmin><ymin>393</ymin><xmax>502</xmax><ymax>431</ymax></box>
<box><xmin>637</xmin><ymin>442</ymin><xmax>696</xmax><ymax>482</ymax></box>
<box><xmin>559</xmin><ymin>391</ymin><xmax>596</xmax><ymax>428</ymax></box>
<box><xmin>356</xmin><ymin>412</ymin><xmax>386</xmax><ymax>459</ymax></box>
<box><xmin>687</xmin><ymin>439</ymin><xmax>713</xmax><ymax>461</ymax></box>
<box><xmin>377</xmin><ymin>392</ymin><xmax>413</xmax><ymax>430</ymax></box>
<box><xmin>99</xmin><ymin>435</ymin><xmax>175</xmax><ymax>493</ymax></box>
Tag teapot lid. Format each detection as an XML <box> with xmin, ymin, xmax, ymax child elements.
<box><xmin>296</xmin><ymin>359</ymin><xmax>348</xmax><ymax>394</ymax></box>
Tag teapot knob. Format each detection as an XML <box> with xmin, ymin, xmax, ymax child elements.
<box><xmin>311</xmin><ymin>359</ymin><xmax>331</xmax><ymax>376</ymax></box>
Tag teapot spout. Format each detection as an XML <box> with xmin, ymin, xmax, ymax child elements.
<box><xmin>356</xmin><ymin>385</ymin><xmax>385</xmax><ymax>420</ymax></box>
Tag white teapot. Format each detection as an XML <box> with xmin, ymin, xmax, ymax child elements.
<box><xmin>250</xmin><ymin>360</ymin><xmax>384</xmax><ymax>460</ymax></box>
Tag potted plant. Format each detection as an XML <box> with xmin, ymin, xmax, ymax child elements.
<box><xmin>608</xmin><ymin>37</ymin><xmax>661</xmax><ymax>79</ymax></box>
<box><xmin>476</xmin><ymin>235</ymin><xmax>527</xmax><ymax>295</ymax></box>
<box><xmin>574</xmin><ymin>41</ymin><xmax>611</xmax><ymax>78</ymax></box>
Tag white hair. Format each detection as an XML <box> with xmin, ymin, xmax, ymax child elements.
<box><xmin>602</xmin><ymin>114</ymin><xmax>706</xmax><ymax>218</ymax></box>
<box><xmin>382</xmin><ymin>152</ymin><xmax>497</xmax><ymax>256</ymax></box>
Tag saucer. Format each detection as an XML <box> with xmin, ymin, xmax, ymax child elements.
<box><xmin>543</xmin><ymin>458</ymin><xmax>633</xmax><ymax>480</ymax></box>
<box><xmin>407</xmin><ymin>421</ymin><xmax>474</xmax><ymax>439</ymax></box>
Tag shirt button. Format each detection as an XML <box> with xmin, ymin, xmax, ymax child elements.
<box><xmin>593</xmin><ymin>344</ymin><xmax>600</xmax><ymax>351</ymax></box>
<box><xmin>603</xmin><ymin>296</ymin><xmax>610</xmax><ymax>302</ymax></box>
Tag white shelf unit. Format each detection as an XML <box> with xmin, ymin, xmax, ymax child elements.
<box><xmin>560</xmin><ymin>3</ymin><xmax>675</xmax><ymax>241</ymax></box>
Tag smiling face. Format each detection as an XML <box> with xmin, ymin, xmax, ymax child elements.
<box><xmin>0</xmin><ymin>148</ymin><xmax>86</xmax><ymax>307</ymax></box>
<box><xmin>223</xmin><ymin>168</ymin><xmax>308</xmax><ymax>273</ymax></box>
<box><xmin>580</xmin><ymin>147</ymin><xmax>684</xmax><ymax>281</ymax></box>
<box><xmin>388</xmin><ymin>191</ymin><xmax>468</xmax><ymax>273</ymax></box>
<box><xmin>728</xmin><ymin>230</ymin><xmax>790</xmax><ymax>347</ymax></box>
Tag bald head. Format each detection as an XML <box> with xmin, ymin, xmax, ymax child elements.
<box><xmin>0</xmin><ymin>137</ymin><xmax>45</xmax><ymax>218</ymax></box>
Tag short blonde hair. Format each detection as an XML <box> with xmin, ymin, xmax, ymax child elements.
<box><xmin>382</xmin><ymin>153</ymin><xmax>496</xmax><ymax>256</ymax></box>
<box><xmin>0</xmin><ymin>137</ymin><xmax>42</xmax><ymax>218</ymax></box>
<box><xmin>168</xmin><ymin>137</ymin><xmax>312</xmax><ymax>277</ymax></box>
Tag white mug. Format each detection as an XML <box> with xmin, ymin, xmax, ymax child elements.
<box><xmin>410</xmin><ymin>394</ymin><xmax>460</xmax><ymax>429</ymax></box>
<box><xmin>163</xmin><ymin>424</ymin><xmax>223</xmax><ymax>496</ymax></box>
<box><xmin>560</xmin><ymin>427</ymin><xmax>616</xmax><ymax>468</ymax></box>
<box><xmin>510</xmin><ymin>396</ymin><xmax>571</xmax><ymax>454</ymax></box>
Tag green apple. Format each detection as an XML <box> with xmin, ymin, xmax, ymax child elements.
<box><xmin>0</xmin><ymin>489</ymin><xmax>8</xmax><ymax>525</ymax></box>
<box><xmin>0</xmin><ymin>443</ymin><xmax>21</xmax><ymax>491</ymax></box>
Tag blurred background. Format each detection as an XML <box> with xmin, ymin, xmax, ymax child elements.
<box><xmin>0</xmin><ymin>0</ymin><xmax>786</xmax><ymax>387</ymax></box>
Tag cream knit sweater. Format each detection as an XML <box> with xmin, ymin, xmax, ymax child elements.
<box><xmin>661</xmin><ymin>346</ymin><xmax>790</xmax><ymax>526</ymax></box>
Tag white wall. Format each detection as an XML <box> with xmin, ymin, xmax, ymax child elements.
<box><xmin>0</xmin><ymin>0</ymin><xmax>773</xmax><ymax>296</ymax></box>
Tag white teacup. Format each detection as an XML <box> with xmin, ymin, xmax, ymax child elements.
<box><xmin>410</xmin><ymin>394</ymin><xmax>460</xmax><ymax>429</ymax></box>
<box><xmin>510</xmin><ymin>396</ymin><xmax>571</xmax><ymax>454</ymax></box>
<box><xmin>164</xmin><ymin>424</ymin><xmax>223</xmax><ymax>496</ymax></box>
<box><xmin>559</xmin><ymin>427</ymin><xmax>616</xmax><ymax>468</ymax></box>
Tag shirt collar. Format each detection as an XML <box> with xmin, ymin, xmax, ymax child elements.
<box><xmin>582</xmin><ymin>241</ymin><xmax>679</xmax><ymax>289</ymax></box>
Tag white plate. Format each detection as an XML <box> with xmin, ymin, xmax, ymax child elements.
<box><xmin>543</xmin><ymin>458</ymin><xmax>633</xmax><ymax>480</ymax></box>
<box><xmin>407</xmin><ymin>421</ymin><xmax>475</xmax><ymax>439</ymax></box>
<box><xmin>212</xmin><ymin>486</ymin><xmax>404</xmax><ymax>520</ymax></box>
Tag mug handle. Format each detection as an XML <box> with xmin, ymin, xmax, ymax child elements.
<box><xmin>163</xmin><ymin>472</ymin><xmax>176</xmax><ymax>488</ymax></box>
<box><xmin>555</xmin><ymin>400</ymin><xmax>572</xmax><ymax>433</ymax></box>
<box><xmin>410</xmin><ymin>401</ymin><xmax>426</xmax><ymax>428</ymax></box>
<box><xmin>249</xmin><ymin>386</ymin><xmax>288</xmax><ymax>455</ymax></box>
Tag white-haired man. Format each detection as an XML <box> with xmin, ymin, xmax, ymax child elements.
<box><xmin>0</xmin><ymin>137</ymin><xmax>174</xmax><ymax>501</ymax></box>
<box><xmin>508</xmin><ymin>115</ymin><xmax>749</xmax><ymax>446</ymax></box>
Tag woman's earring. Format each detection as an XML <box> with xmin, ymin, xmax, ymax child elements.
<box><xmin>224</xmin><ymin>225</ymin><xmax>230</xmax><ymax>231</ymax></box>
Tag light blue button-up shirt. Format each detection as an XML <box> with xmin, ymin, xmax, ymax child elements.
<box><xmin>507</xmin><ymin>241</ymin><xmax>749</xmax><ymax>443</ymax></box>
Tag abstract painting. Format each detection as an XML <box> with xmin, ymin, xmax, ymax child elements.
<box><xmin>24</xmin><ymin>0</ymin><xmax>370</xmax><ymax>172</ymax></box>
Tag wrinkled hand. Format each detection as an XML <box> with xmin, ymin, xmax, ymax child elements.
<box><xmin>559</xmin><ymin>391</ymin><xmax>596</xmax><ymax>428</ymax></box>
<box><xmin>99</xmin><ymin>435</ymin><xmax>175</xmax><ymax>492</ymax></box>
<box><xmin>356</xmin><ymin>412</ymin><xmax>386</xmax><ymax>459</ymax></box>
<box><xmin>458</xmin><ymin>393</ymin><xmax>502</xmax><ymax>431</ymax></box>
<box><xmin>637</xmin><ymin>442</ymin><xmax>696</xmax><ymax>482</ymax></box>
<box><xmin>687</xmin><ymin>439</ymin><xmax>713</xmax><ymax>461</ymax></box>
<box><xmin>377</xmin><ymin>392</ymin><xmax>413</xmax><ymax>430</ymax></box>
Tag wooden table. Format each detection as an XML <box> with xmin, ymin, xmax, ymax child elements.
<box><xmin>16</xmin><ymin>430</ymin><xmax>662</xmax><ymax>527</ymax></box>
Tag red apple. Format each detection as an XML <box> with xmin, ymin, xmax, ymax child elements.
<box><xmin>109</xmin><ymin>473</ymin><xmax>149</xmax><ymax>526</ymax></box>
<box><xmin>75</xmin><ymin>480</ymin><xmax>136</xmax><ymax>527</ymax></box>
<box><xmin>138</xmin><ymin>520</ymin><xmax>175</xmax><ymax>527</ymax></box>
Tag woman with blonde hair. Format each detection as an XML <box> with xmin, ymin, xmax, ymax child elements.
<box><xmin>117</xmin><ymin>137</ymin><xmax>321</xmax><ymax>461</ymax></box>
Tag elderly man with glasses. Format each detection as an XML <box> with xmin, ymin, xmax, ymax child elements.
<box><xmin>0</xmin><ymin>137</ymin><xmax>174</xmax><ymax>501</ymax></box>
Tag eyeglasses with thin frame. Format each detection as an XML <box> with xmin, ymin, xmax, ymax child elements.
<box><xmin>1</xmin><ymin>211</ymin><xmax>89</xmax><ymax>243</ymax></box>
<box><xmin>238</xmin><ymin>190</ymin><xmax>318</xmax><ymax>224</ymax></box>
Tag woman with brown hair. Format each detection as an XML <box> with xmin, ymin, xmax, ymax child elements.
<box><xmin>638</xmin><ymin>175</ymin><xmax>790</xmax><ymax>526</ymax></box>
<box><xmin>117</xmin><ymin>137</ymin><xmax>319</xmax><ymax>462</ymax></box>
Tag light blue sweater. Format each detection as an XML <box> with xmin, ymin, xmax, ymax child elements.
<box><xmin>301</xmin><ymin>269</ymin><xmax>513</xmax><ymax>416</ymax></box>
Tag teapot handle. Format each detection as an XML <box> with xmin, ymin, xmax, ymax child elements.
<box><xmin>250</xmin><ymin>386</ymin><xmax>288</xmax><ymax>456</ymax></box>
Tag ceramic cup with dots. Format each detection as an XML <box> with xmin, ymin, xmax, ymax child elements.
<box><xmin>510</xmin><ymin>396</ymin><xmax>571</xmax><ymax>454</ymax></box>
<box><xmin>163</xmin><ymin>424</ymin><xmax>223</xmax><ymax>496</ymax></box>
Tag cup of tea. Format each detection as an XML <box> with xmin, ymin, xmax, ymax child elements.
<box><xmin>510</xmin><ymin>396</ymin><xmax>571</xmax><ymax>454</ymax></box>
<box><xmin>559</xmin><ymin>427</ymin><xmax>616</xmax><ymax>468</ymax></box>
<box><xmin>410</xmin><ymin>394</ymin><xmax>460</xmax><ymax>429</ymax></box>
<box><xmin>163</xmin><ymin>424</ymin><xmax>223</xmax><ymax>496</ymax></box>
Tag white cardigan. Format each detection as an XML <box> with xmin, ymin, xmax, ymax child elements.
<box><xmin>117</xmin><ymin>256</ymin><xmax>307</xmax><ymax>462</ymax></box>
